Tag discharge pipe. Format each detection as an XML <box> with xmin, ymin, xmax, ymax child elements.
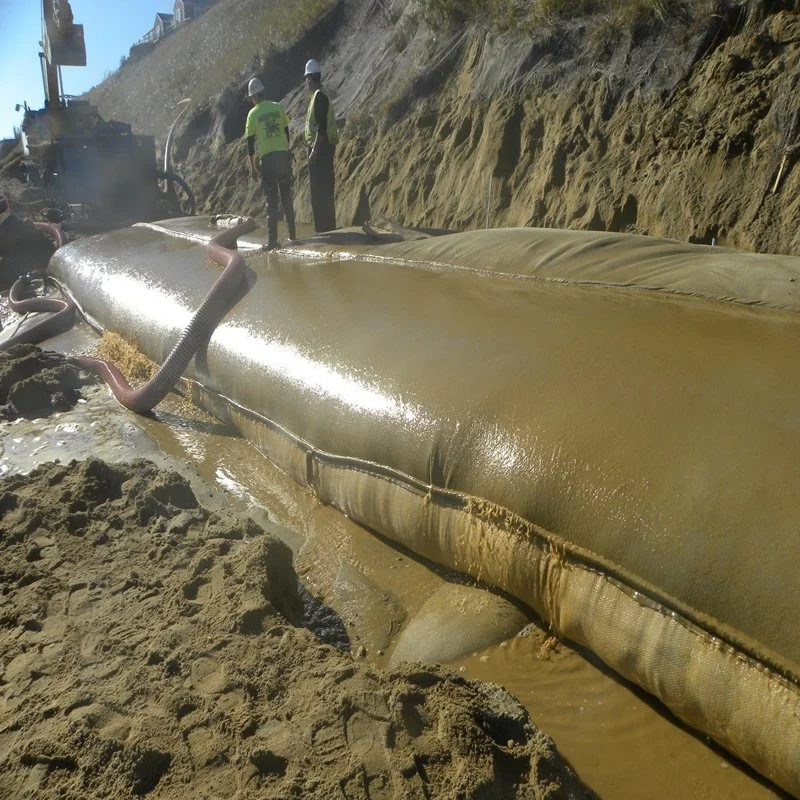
<box><xmin>164</xmin><ymin>98</ymin><xmax>191</xmax><ymax>174</ymax></box>
<box><xmin>33</xmin><ymin>220</ymin><xmax>65</xmax><ymax>249</ymax></box>
<box><xmin>77</xmin><ymin>218</ymin><xmax>256</xmax><ymax>414</ymax></box>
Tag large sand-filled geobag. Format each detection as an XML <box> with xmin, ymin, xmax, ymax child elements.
<box><xmin>51</xmin><ymin>220</ymin><xmax>800</xmax><ymax>795</ymax></box>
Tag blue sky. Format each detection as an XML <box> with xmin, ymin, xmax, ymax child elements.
<box><xmin>0</xmin><ymin>0</ymin><xmax>173</xmax><ymax>139</ymax></box>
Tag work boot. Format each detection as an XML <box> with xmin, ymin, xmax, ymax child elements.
<box><xmin>279</xmin><ymin>179</ymin><xmax>296</xmax><ymax>241</ymax></box>
<box><xmin>267</xmin><ymin>216</ymin><xmax>278</xmax><ymax>250</ymax></box>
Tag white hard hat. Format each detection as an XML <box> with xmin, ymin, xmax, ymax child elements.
<box><xmin>304</xmin><ymin>59</ymin><xmax>321</xmax><ymax>77</ymax></box>
<box><xmin>247</xmin><ymin>77</ymin><xmax>264</xmax><ymax>97</ymax></box>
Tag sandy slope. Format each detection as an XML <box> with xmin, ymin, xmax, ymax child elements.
<box><xmin>86</xmin><ymin>0</ymin><xmax>800</xmax><ymax>256</ymax></box>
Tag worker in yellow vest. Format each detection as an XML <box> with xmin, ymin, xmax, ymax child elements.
<box><xmin>245</xmin><ymin>76</ymin><xmax>296</xmax><ymax>250</ymax></box>
<box><xmin>303</xmin><ymin>58</ymin><xmax>338</xmax><ymax>232</ymax></box>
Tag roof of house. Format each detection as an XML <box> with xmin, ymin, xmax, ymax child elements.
<box><xmin>155</xmin><ymin>12</ymin><xmax>174</xmax><ymax>21</ymax></box>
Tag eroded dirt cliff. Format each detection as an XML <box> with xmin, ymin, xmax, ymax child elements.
<box><xmin>87</xmin><ymin>0</ymin><xmax>800</xmax><ymax>254</ymax></box>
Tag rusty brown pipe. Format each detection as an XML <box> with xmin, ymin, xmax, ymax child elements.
<box><xmin>32</xmin><ymin>220</ymin><xmax>66</xmax><ymax>249</ymax></box>
<box><xmin>76</xmin><ymin>218</ymin><xmax>256</xmax><ymax>414</ymax></box>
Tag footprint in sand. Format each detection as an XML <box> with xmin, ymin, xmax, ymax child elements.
<box><xmin>182</xmin><ymin>560</ymin><xmax>225</xmax><ymax>604</ymax></box>
<box><xmin>190</xmin><ymin>655</ymin><xmax>225</xmax><ymax>696</ymax></box>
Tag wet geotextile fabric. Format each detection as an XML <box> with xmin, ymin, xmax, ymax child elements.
<box><xmin>50</xmin><ymin>219</ymin><xmax>800</xmax><ymax>794</ymax></box>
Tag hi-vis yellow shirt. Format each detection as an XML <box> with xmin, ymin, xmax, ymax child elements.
<box><xmin>245</xmin><ymin>100</ymin><xmax>290</xmax><ymax>158</ymax></box>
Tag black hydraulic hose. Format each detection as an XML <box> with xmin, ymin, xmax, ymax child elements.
<box><xmin>76</xmin><ymin>218</ymin><xmax>255</xmax><ymax>414</ymax></box>
<box><xmin>157</xmin><ymin>170</ymin><xmax>196</xmax><ymax>216</ymax></box>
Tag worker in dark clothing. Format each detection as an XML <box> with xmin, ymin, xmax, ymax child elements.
<box><xmin>245</xmin><ymin>76</ymin><xmax>296</xmax><ymax>250</ymax></box>
<box><xmin>303</xmin><ymin>58</ymin><xmax>338</xmax><ymax>232</ymax></box>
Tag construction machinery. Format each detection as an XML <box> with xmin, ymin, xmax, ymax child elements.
<box><xmin>19</xmin><ymin>0</ymin><xmax>195</xmax><ymax>225</ymax></box>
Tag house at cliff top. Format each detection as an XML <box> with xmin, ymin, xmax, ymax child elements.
<box><xmin>173</xmin><ymin>0</ymin><xmax>214</xmax><ymax>23</ymax></box>
<box><xmin>153</xmin><ymin>12</ymin><xmax>175</xmax><ymax>38</ymax></box>
<box><xmin>130</xmin><ymin>0</ymin><xmax>214</xmax><ymax>57</ymax></box>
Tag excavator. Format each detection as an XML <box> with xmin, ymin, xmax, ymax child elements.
<box><xmin>19</xmin><ymin>0</ymin><xmax>195</xmax><ymax>226</ymax></box>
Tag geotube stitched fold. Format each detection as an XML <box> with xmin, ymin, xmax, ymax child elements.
<box><xmin>50</xmin><ymin>220</ymin><xmax>800</xmax><ymax>796</ymax></box>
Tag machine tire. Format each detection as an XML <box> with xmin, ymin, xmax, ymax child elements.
<box><xmin>157</xmin><ymin>170</ymin><xmax>196</xmax><ymax>217</ymax></box>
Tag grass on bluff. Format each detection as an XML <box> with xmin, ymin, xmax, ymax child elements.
<box><xmin>179</xmin><ymin>0</ymin><xmax>335</xmax><ymax>109</ymax></box>
<box><xmin>96</xmin><ymin>0</ymin><xmax>337</xmax><ymax>120</ymax></box>
<box><xmin>187</xmin><ymin>0</ymin><xmax>337</xmax><ymax>107</ymax></box>
<box><xmin>416</xmin><ymin>0</ymin><xmax>734</xmax><ymax>34</ymax></box>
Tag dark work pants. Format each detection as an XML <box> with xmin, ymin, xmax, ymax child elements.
<box><xmin>308</xmin><ymin>141</ymin><xmax>336</xmax><ymax>232</ymax></box>
<box><xmin>260</xmin><ymin>150</ymin><xmax>296</xmax><ymax>246</ymax></box>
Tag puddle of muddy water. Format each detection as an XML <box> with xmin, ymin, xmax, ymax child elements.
<box><xmin>457</xmin><ymin>634</ymin><xmax>781</xmax><ymax>799</ymax></box>
<box><xmin>0</xmin><ymin>319</ymin><xmax>785</xmax><ymax>800</ymax></box>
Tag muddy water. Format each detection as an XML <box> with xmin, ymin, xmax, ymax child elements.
<box><xmin>458</xmin><ymin>636</ymin><xmax>781</xmax><ymax>799</ymax></box>
<box><xmin>1</xmin><ymin>321</ymin><xmax>784</xmax><ymax>799</ymax></box>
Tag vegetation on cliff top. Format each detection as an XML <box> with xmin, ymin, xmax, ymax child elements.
<box><xmin>419</xmin><ymin>0</ymin><xmax>752</xmax><ymax>34</ymax></box>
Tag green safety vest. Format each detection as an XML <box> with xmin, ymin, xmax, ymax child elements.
<box><xmin>305</xmin><ymin>88</ymin><xmax>338</xmax><ymax>147</ymax></box>
<box><xmin>245</xmin><ymin>100</ymin><xmax>290</xmax><ymax>158</ymax></box>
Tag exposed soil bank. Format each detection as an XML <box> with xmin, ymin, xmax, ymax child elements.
<box><xmin>86</xmin><ymin>0</ymin><xmax>800</xmax><ymax>255</ymax></box>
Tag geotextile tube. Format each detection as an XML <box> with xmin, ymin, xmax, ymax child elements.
<box><xmin>49</xmin><ymin>219</ymin><xmax>800</xmax><ymax>795</ymax></box>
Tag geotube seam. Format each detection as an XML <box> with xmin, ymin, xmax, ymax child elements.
<box><xmin>135</xmin><ymin>222</ymin><xmax>799</xmax><ymax>314</ymax></box>
<box><xmin>278</xmin><ymin>246</ymin><xmax>794</xmax><ymax>314</ymax></box>
<box><xmin>186</xmin><ymin>375</ymin><xmax>800</xmax><ymax>677</ymax></box>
